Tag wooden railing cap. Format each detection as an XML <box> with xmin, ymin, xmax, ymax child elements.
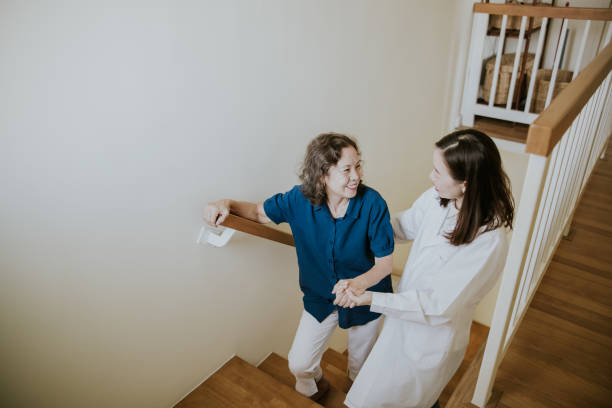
<box><xmin>220</xmin><ymin>213</ymin><xmax>295</xmax><ymax>247</ymax></box>
<box><xmin>473</xmin><ymin>3</ymin><xmax>612</xmax><ymax>21</ymax></box>
<box><xmin>526</xmin><ymin>41</ymin><xmax>612</xmax><ymax>156</ymax></box>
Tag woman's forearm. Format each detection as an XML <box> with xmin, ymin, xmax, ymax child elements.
<box><xmin>353</xmin><ymin>254</ymin><xmax>393</xmax><ymax>290</ymax></box>
<box><xmin>228</xmin><ymin>200</ymin><xmax>270</xmax><ymax>224</ymax></box>
<box><xmin>205</xmin><ymin>199</ymin><xmax>270</xmax><ymax>226</ymax></box>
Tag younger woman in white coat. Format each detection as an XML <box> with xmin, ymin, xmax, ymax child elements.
<box><xmin>333</xmin><ymin>129</ymin><xmax>515</xmax><ymax>408</ymax></box>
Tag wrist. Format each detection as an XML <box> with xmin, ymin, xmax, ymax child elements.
<box><xmin>354</xmin><ymin>276</ymin><xmax>369</xmax><ymax>291</ymax></box>
<box><xmin>223</xmin><ymin>199</ymin><xmax>233</xmax><ymax>211</ymax></box>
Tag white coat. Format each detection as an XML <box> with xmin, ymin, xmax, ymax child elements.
<box><xmin>344</xmin><ymin>187</ymin><xmax>509</xmax><ymax>408</ymax></box>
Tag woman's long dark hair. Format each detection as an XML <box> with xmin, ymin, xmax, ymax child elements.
<box><xmin>436</xmin><ymin>129</ymin><xmax>514</xmax><ymax>245</ymax></box>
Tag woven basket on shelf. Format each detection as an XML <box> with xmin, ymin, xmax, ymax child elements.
<box><xmin>482</xmin><ymin>53</ymin><xmax>535</xmax><ymax>105</ymax></box>
<box><xmin>528</xmin><ymin>69</ymin><xmax>573</xmax><ymax>113</ymax></box>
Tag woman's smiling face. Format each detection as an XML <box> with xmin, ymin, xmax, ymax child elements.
<box><xmin>430</xmin><ymin>148</ymin><xmax>465</xmax><ymax>200</ymax></box>
<box><xmin>324</xmin><ymin>146</ymin><xmax>363</xmax><ymax>201</ymax></box>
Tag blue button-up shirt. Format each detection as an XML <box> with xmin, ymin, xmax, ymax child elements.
<box><xmin>263</xmin><ymin>184</ymin><xmax>394</xmax><ymax>329</ymax></box>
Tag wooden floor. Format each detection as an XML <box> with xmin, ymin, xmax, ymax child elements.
<box><xmin>450</xmin><ymin>141</ymin><xmax>612</xmax><ymax>408</ymax></box>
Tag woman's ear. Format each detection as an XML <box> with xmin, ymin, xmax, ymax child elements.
<box><xmin>461</xmin><ymin>181</ymin><xmax>467</xmax><ymax>194</ymax></box>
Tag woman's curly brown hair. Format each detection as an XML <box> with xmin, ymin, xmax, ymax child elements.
<box><xmin>299</xmin><ymin>132</ymin><xmax>360</xmax><ymax>206</ymax></box>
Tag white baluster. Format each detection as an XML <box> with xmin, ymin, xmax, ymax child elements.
<box><xmin>598</xmin><ymin>81</ymin><xmax>612</xmax><ymax>159</ymax></box>
<box><xmin>507</xmin><ymin>16</ymin><xmax>528</xmax><ymax>109</ymax></box>
<box><xmin>526</xmin><ymin>141</ymin><xmax>562</xmax><ymax>296</ymax></box>
<box><xmin>524</xmin><ymin>18</ymin><xmax>548</xmax><ymax>113</ymax></box>
<box><xmin>461</xmin><ymin>12</ymin><xmax>489</xmax><ymax>127</ymax></box>
<box><xmin>544</xmin><ymin>19</ymin><xmax>569</xmax><ymax>110</ymax></box>
<box><xmin>489</xmin><ymin>15</ymin><xmax>508</xmax><ymax>107</ymax></box>
<box><xmin>581</xmin><ymin>85</ymin><xmax>607</xmax><ymax>189</ymax></box>
<box><xmin>561</xmin><ymin>92</ymin><xmax>599</xmax><ymax>238</ymax></box>
<box><xmin>591</xmin><ymin>73</ymin><xmax>612</xmax><ymax>162</ymax></box>
<box><xmin>560</xmin><ymin>106</ymin><xmax>589</xmax><ymax>237</ymax></box>
<box><xmin>573</xmin><ymin>20</ymin><xmax>592</xmax><ymax>79</ymax></box>
<box><xmin>602</xmin><ymin>21</ymin><xmax>612</xmax><ymax>50</ymax></box>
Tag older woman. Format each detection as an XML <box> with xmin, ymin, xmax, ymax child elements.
<box><xmin>203</xmin><ymin>132</ymin><xmax>394</xmax><ymax>400</ymax></box>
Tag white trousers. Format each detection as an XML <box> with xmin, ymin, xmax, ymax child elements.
<box><xmin>288</xmin><ymin>309</ymin><xmax>382</xmax><ymax>397</ymax></box>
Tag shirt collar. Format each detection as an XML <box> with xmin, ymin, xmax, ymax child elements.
<box><xmin>313</xmin><ymin>184</ymin><xmax>365</xmax><ymax>220</ymax></box>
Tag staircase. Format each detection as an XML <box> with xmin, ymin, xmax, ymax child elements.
<box><xmin>174</xmin><ymin>349</ymin><xmax>352</xmax><ymax>407</ymax></box>
<box><xmin>174</xmin><ymin>321</ymin><xmax>489</xmax><ymax>407</ymax></box>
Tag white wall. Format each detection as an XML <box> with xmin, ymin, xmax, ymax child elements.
<box><xmin>0</xmin><ymin>1</ymin><xmax>463</xmax><ymax>407</ymax></box>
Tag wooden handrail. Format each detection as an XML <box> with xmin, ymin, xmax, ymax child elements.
<box><xmin>525</xmin><ymin>41</ymin><xmax>612</xmax><ymax>156</ymax></box>
<box><xmin>220</xmin><ymin>214</ymin><xmax>295</xmax><ymax>247</ymax></box>
<box><xmin>473</xmin><ymin>3</ymin><xmax>612</xmax><ymax>21</ymax></box>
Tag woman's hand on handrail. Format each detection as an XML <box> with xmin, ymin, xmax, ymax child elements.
<box><xmin>203</xmin><ymin>200</ymin><xmax>271</xmax><ymax>226</ymax></box>
<box><xmin>204</xmin><ymin>199</ymin><xmax>231</xmax><ymax>226</ymax></box>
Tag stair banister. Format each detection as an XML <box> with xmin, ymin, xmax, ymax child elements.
<box><xmin>461</xmin><ymin>3</ymin><xmax>612</xmax><ymax>128</ymax></box>
<box><xmin>470</xmin><ymin>23</ymin><xmax>612</xmax><ymax>407</ymax></box>
<box><xmin>220</xmin><ymin>213</ymin><xmax>295</xmax><ymax>247</ymax></box>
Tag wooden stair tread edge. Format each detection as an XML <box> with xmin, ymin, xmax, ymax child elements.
<box><xmin>223</xmin><ymin>357</ymin><xmax>321</xmax><ymax>408</ymax></box>
<box><xmin>321</xmin><ymin>359</ymin><xmax>353</xmax><ymax>393</ymax></box>
<box><xmin>318</xmin><ymin>387</ymin><xmax>349</xmax><ymax>408</ymax></box>
<box><xmin>257</xmin><ymin>352</ymin><xmax>295</xmax><ymax>388</ymax></box>
<box><xmin>175</xmin><ymin>356</ymin><xmax>319</xmax><ymax>408</ymax></box>
<box><xmin>322</xmin><ymin>348</ymin><xmax>348</xmax><ymax>372</ymax></box>
<box><xmin>259</xmin><ymin>352</ymin><xmax>351</xmax><ymax>391</ymax></box>
<box><xmin>258</xmin><ymin>352</ymin><xmax>350</xmax><ymax>407</ymax></box>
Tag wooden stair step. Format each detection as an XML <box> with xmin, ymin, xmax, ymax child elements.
<box><xmin>258</xmin><ymin>352</ymin><xmax>349</xmax><ymax>408</ymax></box>
<box><xmin>322</xmin><ymin>348</ymin><xmax>348</xmax><ymax>373</ymax></box>
<box><xmin>175</xmin><ymin>356</ymin><xmax>319</xmax><ymax>408</ymax></box>
<box><xmin>321</xmin><ymin>356</ymin><xmax>352</xmax><ymax>394</ymax></box>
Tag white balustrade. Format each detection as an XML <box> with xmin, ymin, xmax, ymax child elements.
<box><xmin>461</xmin><ymin>8</ymin><xmax>608</xmax><ymax>128</ymax></box>
<box><xmin>468</xmin><ymin>6</ymin><xmax>612</xmax><ymax>406</ymax></box>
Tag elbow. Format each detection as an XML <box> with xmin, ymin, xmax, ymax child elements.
<box><xmin>425</xmin><ymin>304</ymin><xmax>456</xmax><ymax>326</ymax></box>
<box><xmin>255</xmin><ymin>202</ymin><xmax>270</xmax><ymax>224</ymax></box>
<box><xmin>425</xmin><ymin>313</ymin><xmax>453</xmax><ymax>327</ymax></box>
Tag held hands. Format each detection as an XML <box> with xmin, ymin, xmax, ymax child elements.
<box><xmin>203</xmin><ymin>200</ymin><xmax>231</xmax><ymax>227</ymax></box>
<box><xmin>332</xmin><ymin>279</ymin><xmax>373</xmax><ymax>308</ymax></box>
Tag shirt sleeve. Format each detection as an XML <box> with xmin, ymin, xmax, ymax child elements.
<box><xmin>391</xmin><ymin>187</ymin><xmax>436</xmax><ymax>242</ymax></box>
<box><xmin>370</xmin><ymin>229</ymin><xmax>508</xmax><ymax>326</ymax></box>
<box><xmin>263</xmin><ymin>185</ymin><xmax>299</xmax><ymax>225</ymax></box>
<box><xmin>367</xmin><ymin>193</ymin><xmax>395</xmax><ymax>258</ymax></box>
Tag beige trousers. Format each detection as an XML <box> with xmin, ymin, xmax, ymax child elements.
<box><xmin>288</xmin><ymin>309</ymin><xmax>381</xmax><ymax>397</ymax></box>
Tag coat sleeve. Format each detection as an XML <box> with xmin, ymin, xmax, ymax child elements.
<box><xmin>370</xmin><ymin>230</ymin><xmax>508</xmax><ymax>326</ymax></box>
<box><xmin>391</xmin><ymin>188</ymin><xmax>436</xmax><ymax>242</ymax></box>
